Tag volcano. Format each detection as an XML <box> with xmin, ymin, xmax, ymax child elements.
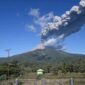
<box><xmin>0</xmin><ymin>48</ymin><xmax>85</xmax><ymax>64</ymax></box>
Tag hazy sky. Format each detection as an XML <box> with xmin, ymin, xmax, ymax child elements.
<box><xmin>0</xmin><ymin>0</ymin><xmax>85</xmax><ymax>57</ymax></box>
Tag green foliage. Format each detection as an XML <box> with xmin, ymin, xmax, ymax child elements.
<box><xmin>0</xmin><ymin>60</ymin><xmax>21</xmax><ymax>78</ymax></box>
<box><xmin>0</xmin><ymin>74</ymin><xmax>7</xmax><ymax>80</ymax></box>
<box><xmin>17</xmin><ymin>81</ymin><xmax>23</xmax><ymax>85</ymax></box>
<box><xmin>0</xmin><ymin>48</ymin><xmax>85</xmax><ymax>78</ymax></box>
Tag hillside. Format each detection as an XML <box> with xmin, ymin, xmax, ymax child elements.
<box><xmin>0</xmin><ymin>48</ymin><xmax>85</xmax><ymax>79</ymax></box>
<box><xmin>0</xmin><ymin>48</ymin><xmax>85</xmax><ymax>64</ymax></box>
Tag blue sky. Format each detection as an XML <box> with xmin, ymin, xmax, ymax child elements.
<box><xmin>0</xmin><ymin>0</ymin><xmax>85</xmax><ymax>57</ymax></box>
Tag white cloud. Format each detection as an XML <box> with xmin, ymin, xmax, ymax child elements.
<box><xmin>80</xmin><ymin>0</ymin><xmax>85</xmax><ymax>7</ymax></box>
<box><xmin>44</xmin><ymin>38</ymin><xmax>57</xmax><ymax>46</ymax></box>
<box><xmin>29</xmin><ymin>8</ymin><xmax>40</xmax><ymax>17</ymax></box>
<box><xmin>44</xmin><ymin>34</ymin><xmax>64</xmax><ymax>47</ymax></box>
<box><xmin>28</xmin><ymin>9</ymin><xmax>54</xmax><ymax>29</ymax></box>
<box><xmin>26</xmin><ymin>24</ymin><xmax>36</xmax><ymax>32</ymax></box>
<box><xmin>28</xmin><ymin>9</ymin><xmax>55</xmax><ymax>35</ymax></box>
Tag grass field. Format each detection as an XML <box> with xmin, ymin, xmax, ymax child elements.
<box><xmin>0</xmin><ymin>78</ymin><xmax>85</xmax><ymax>85</ymax></box>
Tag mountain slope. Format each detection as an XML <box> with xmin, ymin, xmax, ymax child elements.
<box><xmin>0</xmin><ymin>49</ymin><xmax>85</xmax><ymax>64</ymax></box>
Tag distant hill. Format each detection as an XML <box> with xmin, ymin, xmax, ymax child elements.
<box><xmin>0</xmin><ymin>48</ymin><xmax>85</xmax><ymax>64</ymax></box>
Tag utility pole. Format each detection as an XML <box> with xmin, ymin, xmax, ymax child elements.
<box><xmin>5</xmin><ymin>49</ymin><xmax>11</xmax><ymax>79</ymax></box>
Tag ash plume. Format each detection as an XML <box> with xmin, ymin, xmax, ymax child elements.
<box><xmin>41</xmin><ymin>0</ymin><xmax>85</xmax><ymax>49</ymax></box>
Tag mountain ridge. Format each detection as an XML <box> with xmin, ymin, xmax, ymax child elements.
<box><xmin>0</xmin><ymin>48</ymin><xmax>85</xmax><ymax>64</ymax></box>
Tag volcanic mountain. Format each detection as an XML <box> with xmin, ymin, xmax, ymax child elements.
<box><xmin>0</xmin><ymin>48</ymin><xmax>85</xmax><ymax>64</ymax></box>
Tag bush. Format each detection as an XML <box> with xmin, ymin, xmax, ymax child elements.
<box><xmin>0</xmin><ymin>74</ymin><xmax>7</xmax><ymax>81</ymax></box>
<box><xmin>18</xmin><ymin>81</ymin><xmax>23</xmax><ymax>85</ymax></box>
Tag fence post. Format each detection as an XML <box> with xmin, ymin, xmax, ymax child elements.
<box><xmin>70</xmin><ymin>78</ymin><xmax>74</xmax><ymax>85</ymax></box>
<box><xmin>15</xmin><ymin>78</ymin><xmax>18</xmax><ymax>85</ymax></box>
<box><xmin>41</xmin><ymin>78</ymin><xmax>46</xmax><ymax>85</ymax></box>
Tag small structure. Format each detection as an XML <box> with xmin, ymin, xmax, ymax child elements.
<box><xmin>37</xmin><ymin>69</ymin><xmax>44</xmax><ymax>79</ymax></box>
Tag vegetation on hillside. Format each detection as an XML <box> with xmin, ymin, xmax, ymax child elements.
<box><xmin>0</xmin><ymin>49</ymin><xmax>85</xmax><ymax>79</ymax></box>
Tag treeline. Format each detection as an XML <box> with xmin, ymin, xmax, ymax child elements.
<box><xmin>0</xmin><ymin>60</ymin><xmax>21</xmax><ymax>79</ymax></box>
<box><xmin>51</xmin><ymin>63</ymin><xmax>85</xmax><ymax>75</ymax></box>
<box><xmin>0</xmin><ymin>59</ymin><xmax>85</xmax><ymax>79</ymax></box>
<box><xmin>21</xmin><ymin>61</ymin><xmax>85</xmax><ymax>74</ymax></box>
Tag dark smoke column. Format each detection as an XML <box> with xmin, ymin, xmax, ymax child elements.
<box><xmin>41</xmin><ymin>0</ymin><xmax>85</xmax><ymax>49</ymax></box>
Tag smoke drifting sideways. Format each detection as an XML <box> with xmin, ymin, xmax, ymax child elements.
<box><xmin>41</xmin><ymin>0</ymin><xmax>85</xmax><ymax>50</ymax></box>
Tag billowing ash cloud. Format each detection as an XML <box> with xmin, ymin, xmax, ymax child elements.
<box><xmin>41</xmin><ymin>0</ymin><xmax>85</xmax><ymax>49</ymax></box>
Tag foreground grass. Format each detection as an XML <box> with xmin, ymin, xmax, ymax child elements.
<box><xmin>0</xmin><ymin>72</ymin><xmax>85</xmax><ymax>85</ymax></box>
<box><xmin>0</xmin><ymin>78</ymin><xmax>85</xmax><ymax>85</ymax></box>
<box><xmin>19</xmin><ymin>72</ymin><xmax>85</xmax><ymax>79</ymax></box>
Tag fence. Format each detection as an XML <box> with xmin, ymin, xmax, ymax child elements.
<box><xmin>0</xmin><ymin>78</ymin><xmax>85</xmax><ymax>85</ymax></box>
